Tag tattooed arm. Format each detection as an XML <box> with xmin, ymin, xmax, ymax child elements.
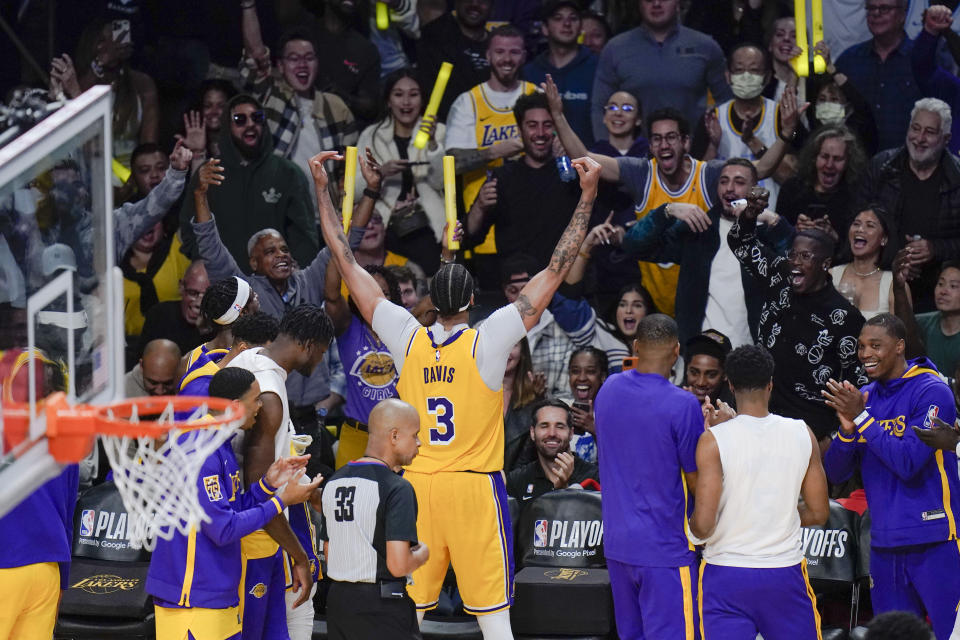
<box><xmin>514</xmin><ymin>158</ymin><xmax>602</xmax><ymax>331</ymax></box>
<box><xmin>309</xmin><ymin>151</ymin><xmax>385</xmax><ymax>326</ymax></box>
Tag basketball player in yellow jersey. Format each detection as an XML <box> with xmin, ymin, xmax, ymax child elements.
<box><xmin>543</xmin><ymin>75</ymin><xmax>804</xmax><ymax>315</ymax></box>
<box><xmin>445</xmin><ymin>24</ymin><xmax>537</xmax><ymax>269</ymax></box>
<box><xmin>309</xmin><ymin>149</ymin><xmax>602</xmax><ymax>640</ymax></box>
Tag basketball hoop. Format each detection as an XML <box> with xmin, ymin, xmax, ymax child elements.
<box><xmin>2</xmin><ymin>393</ymin><xmax>246</xmax><ymax>550</ymax></box>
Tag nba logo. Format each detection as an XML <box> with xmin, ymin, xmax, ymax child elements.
<box><xmin>80</xmin><ymin>509</ymin><xmax>95</xmax><ymax>537</ymax></box>
<box><xmin>925</xmin><ymin>405</ymin><xmax>940</xmax><ymax>428</ymax></box>
<box><xmin>534</xmin><ymin>520</ymin><xmax>548</xmax><ymax>547</ymax></box>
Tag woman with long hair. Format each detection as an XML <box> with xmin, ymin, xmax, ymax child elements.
<box><xmin>777</xmin><ymin>125</ymin><xmax>867</xmax><ymax>241</ymax></box>
<box><xmin>831</xmin><ymin>207</ymin><xmax>906</xmax><ymax>319</ymax></box>
<box><xmin>355</xmin><ymin>67</ymin><xmax>446</xmax><ymax>274</ymax></box>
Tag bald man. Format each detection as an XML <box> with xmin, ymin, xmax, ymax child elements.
<box><xmin>320</xmin><ymin>398</ymin><xmax>428</xmax><ymax>640</ymax></box>
<box><xmin>125</xmin><ymin>339</ymin><xmax>181</xmax><ymax>397</ymax></box>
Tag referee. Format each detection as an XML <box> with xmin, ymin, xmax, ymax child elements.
<box><xmin>320</xmin><ymin>398</ymin><xmax>429</xmax><ymax>639</ymax></box>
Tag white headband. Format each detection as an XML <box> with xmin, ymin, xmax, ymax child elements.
<box><xmin>214</xmin><ymin>277</ymin><xmax>251</xmax><ymax>325</ymax></box>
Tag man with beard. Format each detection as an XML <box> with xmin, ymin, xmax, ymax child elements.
<box><xmin>546</xmin><ymin>76</ymin><xmax>801</xmax><ymax>316</ymax></box>
<box><xmin>227</xmin><ymin>304</ymin><xmax>335</xmax><ymax>640</ymax></box>
<box><xmin>446</xmin><ymin>24</ymin><xmax>538</xmax><ymax>286</ymax></box>
<box><xmin>860</xmin><ymin>98</ymin><xmax>960</xmax><ymax>311</ymax></box>
<box><xmin>506</xmin><ymin>399</ymin><xmax>600</xmax><ymax>501</ymax></box>
<box><xmin>417</xmin><ymin>0</ymin><xmax>493</xmax><ymax>122</ymax></box>
<box><xmin>823</xmin><ymin>313</ymin><xmax>960</xmax><ymax>640</ymax></box>
<box><xmin>620</xmin><ymin>158</ymin><xmax>793</xmax><ymax>348</ymax></box>
<box><xmin>730</xmin><ymin>186</ymin><xmax>866</xmax><ymax>448</ymax></box>
<box><xmin>466</xmin><ymin>92</ymin><xmax>581</xmax><ymax>271</ymax></box>
<box><xmin>178</xmin><ymin>95</ymin><xmax>318</xmax><ymax>269</ymax></box>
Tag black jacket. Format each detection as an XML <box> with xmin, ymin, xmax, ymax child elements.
<box><xmin>622</xmin><ymin>203</ymin><xmax>795</xmax><ymax>347</ymax></box>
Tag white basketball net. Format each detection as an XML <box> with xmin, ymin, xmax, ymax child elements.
<box><xmin>99</xmin><ymin>401</ymin><xmax>241</xmax><ymax>551</ymax></box>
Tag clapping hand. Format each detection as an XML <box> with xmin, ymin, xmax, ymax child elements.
<box><xmin>912</xmin><ymin>415</ymin><xmax>960</xmax><ymax>451</ymax></box>
<box><xmin>822</xmin><ymin>378</ymin><xmax>868</xmax><ymax>434</ymax></box>
<box><xmin>702</xmin><ymin>395</ymin><xmax>736</xmax><ymax>428</ymax></box>
<box><xmin>545</xmin><ymin>451</ymin><xmax>575</xmax><ymax>489</ymax></box>
<box><xmin>264</xmin><ymin>455</ymin><xmax>311</xmax><ymax>488</ymax></box>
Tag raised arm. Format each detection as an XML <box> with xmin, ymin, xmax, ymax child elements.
<box><xmin>543</xmin><ymin>74</ymin><xmax>620</xmax><ymax>181</ymax></box>
<box><xmin>753</xmin><ymin>85</ymin><xmax>805</xmax><ymax>180</ymax></box>
<box><xmin>324</xmin><ymin>260</ymin><xmax>352</xmax><ymax>335</ymax></box>
<box><xmin>514</xmin><ymin>157</ymin><xmax>600</xmax><ymax>331</ymax></box>
<box><xmin>310</xmin><ymin>151</ymin><xmax>386</xmax><ymax>325</ymax></box>
<box><xmin>241</xmin><ymin>2</ymin><xmax>272</xmax><ymax>79</ymax></box>
<box><xmin>892</xmin><ymin>249</ymin><xmax>925</xmax><ymax>359</ymax></box>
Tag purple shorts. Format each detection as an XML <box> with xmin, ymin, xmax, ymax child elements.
<box><xmin>241</xmin><ymin>549</ymin><xmax>289</xmax><ymax>640</ymax></box>
<box><xmin>607</xmin><ymin>558</ymin><xmax>699</xmax><ymax>640</ymax></box>
<box><xmin>699</xmin><ymin>561</ymin><xmax>820</xmax><ymax>640</ymax></box>
<box><xmin>870</xmin><ymin>540</ymin><xmax>960</xmax><ymax>640</ymax></box>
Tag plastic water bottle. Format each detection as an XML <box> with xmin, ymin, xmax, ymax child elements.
<box><xmin>555</xmin><ymin>155</ymin><xmax>576</xmax><ymax>182</ymax></box>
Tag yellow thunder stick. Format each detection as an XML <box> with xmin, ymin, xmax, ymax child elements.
<box><xmin>443</xmin><ymin>155</ymin><xmax>459</xmax><ymax>251</ymax></box>
<box><xmin>341</xmin><ymin>146</ymin><xmax>358</xmax><ymax>232</ymax></box>
<box><xmin>376</xmin><ymin>2</ymin><xmax>389</xmax><ymax>30</ymax></box>
<box><xmin>414</xmin><ymin>62</ymin><xmax>453</xmax><ymax>150</ymax></box>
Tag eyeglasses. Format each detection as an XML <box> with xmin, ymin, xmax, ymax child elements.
<box><xmin>604</xmin><ymin>104</ymin><xmax>637</xmax><ymax>113</ymax></box>
<box><xmin>283</xmin><ymin>54</ymin><xmax>316</xmax><ymax>65</ymax></box>
<box><xmin>232</xmin><ymin>111</ymin><xmax>266</xmax><ymax>126</ymax></box>
<box><xmin>649</xmin><ymin>132</ymin><xmax>682</xmax><ymax>146</ymax></box>
<box><xmin>865</xmin><ymin>4</ymin><xmax>900</xmax><ymax>15</ymax></box>
<box><xmin>787</xmin><ymin>250</ymin><xmax>817</xmax><ymax>263</ymax></box>
<box><xmin>181</xmin><ymin>287</ymin><xmax>205</xmax><ymax>300</ymax></box>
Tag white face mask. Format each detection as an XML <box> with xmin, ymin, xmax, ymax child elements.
<box><xmin>815</xmin><ymin>101</ymin><xmax>846</xmax><ymax>125</ymax></box>
<box><xmin>730</xmin><ymin>72</ymin><xmax>766</xmax><ymax>100</ymax></box>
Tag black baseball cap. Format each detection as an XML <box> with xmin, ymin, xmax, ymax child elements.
<box><xmin>542</xmin><ymin>0</ymin><xmax>583</xmax><ymax>20</ymax></box>
<box><xmin>685</xmin><ymin>329</ymin><xmax>733</xmax><ymax>363</ymax></box>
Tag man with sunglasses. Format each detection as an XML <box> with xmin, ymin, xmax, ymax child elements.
<box><xmin>179</xmin><ymin>94</ymin><xmax>319</xmax><ymax>276</ymax></box>
<box><xmin>729</xmin><ymin>187</ymin><xmax>866</xmax><ymax>450</ymax></box>
<box><xmin>835</xmin><ymin>0</ymin><xmax>922</xmax><ymax>151</ymax></box>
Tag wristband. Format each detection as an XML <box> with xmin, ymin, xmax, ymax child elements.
<box><xmin>440</xmin><ymin>253</ymin><xmax>456</xmax><ymax>265</ymax></box>
<box><xmin>853</xmin><ymin>410</ymin><xmax>871</xmax><ymax>426</ymax></box>
<box><xmin>362</xmin><ymin>188</ymin><xmax>381</xmax><ymax>200</ymax></box>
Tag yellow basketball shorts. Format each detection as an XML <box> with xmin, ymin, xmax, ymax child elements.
<box><xmin>154</xmin><ymin>604</ymin><xmax>241</xmax><ymax>640</ymax></box>
<box><xmin>404</xmin><ymin>470</ymin><xmax>513</xmax><ymax>615</ymax></box>
<box><xmin>0</xmin><ymin>561</ymin><xmax>59</xmax><ymax>640</ymax></box>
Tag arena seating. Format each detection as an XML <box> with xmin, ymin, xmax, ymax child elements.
<box><xmin>512</xmin><ymin>490</ymin><xmax>613</xmax><ymax>637</ymax></box>
<box><xmin>55</xmin><ymin>482</ymin><xmax>154</xmax><ymax>639</ymax></box>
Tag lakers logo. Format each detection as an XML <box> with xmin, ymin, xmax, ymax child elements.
<box><xmin>72</xmin><ymin>574</ymin><xmax>140</xmax><ymax>594</ymax></box>
<box><xmin>545</xmin><ymin>569</ymin><xmax>588</xmax><ymax>581</ymax></box>
<box><xmin>349</xmin><ymin>350</ymin><xmax>397</xmax><ymax>389</ymax></box>
<box><xmin>249</xmin><ymin>583</ymin><xmax>267</xmax><ymax>598</ymax></box>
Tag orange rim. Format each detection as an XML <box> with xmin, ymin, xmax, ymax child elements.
<box><xmin>2</xmin><ymin>393</ymin><xmax>245</xmax><ymax>464</ymax></box>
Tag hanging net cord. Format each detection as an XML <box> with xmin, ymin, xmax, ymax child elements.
<box><xmin>99</xmin><ymin>400</ymin><xmax>241</xmax><ymax>551</ymax></box>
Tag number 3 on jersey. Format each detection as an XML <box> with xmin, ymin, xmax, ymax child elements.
<box><xmin>427</xmin><ymin>396</ymin><xmax>455</xmax><ymax>444</ymax></box>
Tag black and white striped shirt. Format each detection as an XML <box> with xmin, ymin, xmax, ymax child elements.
<box><xmin>320</xmin><ymin>461</ymin><xmax>418</xmax><ymax>583</ymax></box>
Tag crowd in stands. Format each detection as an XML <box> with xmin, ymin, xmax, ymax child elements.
<box><xmin>5</xmin><ymin>0</ymin><xmax>960</xmax><ymax>636</ymax></box>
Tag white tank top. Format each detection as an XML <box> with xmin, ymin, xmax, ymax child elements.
<box><xmin>703</xmin><ymin>413</ymin><xmax>811</xmax><ymax>568</ymax></box>
<box><xmin>715</xmin><ymin>98</ymin><xmax>781</xmax><ymax>209</ymax></box>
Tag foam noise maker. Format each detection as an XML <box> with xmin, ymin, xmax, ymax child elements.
<box><xmin>342</xmin><ymin>146</ymin><xmax>358</xmax><ymax>232</ymax></box>
<box><xmin>375</xmin><ymin>2</ymin><xmax>390</xmax><ymax>30</ymax></box>
<box><xmin>443</xmin><ymin>155</ymin><xmax>459</xmax><ymax>251</ymax></box>
<box><xmin>112</xmin><ymin>158</ymin><xmax>131</xmax><ymax>183</ymax></box>
<box><xmin>791</xmin><ymin>0</ymin><xmax>826</xmax><ymax>77</ymax></box>
<box><xmin>414</xmin><ymin>62</ymin><xmax>453</xmax><ymax>149</ymax></box>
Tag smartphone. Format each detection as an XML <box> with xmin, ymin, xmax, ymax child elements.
<box><xmin>112</xmin><ymin>20</ymin><xmax>132</xmax><ymax>46</ymax></box>
<box><xmin>572</xmin><ymin>401</ymin><xmax>590</xmax><ymax>413</ymax></box>
<box><xmin>405</xmin><ymin>161</ymin><xmax>431</xmax><ymax>166</ymax></box>
<box><xmin>622</xmin><ymin>356</ymin><xmax>638</xmax><ymax>371</ymax></box>
<box><xmin>807</xmin><ymin>204</ymin><xmax>828</xmax><ymax>220</ymax></box>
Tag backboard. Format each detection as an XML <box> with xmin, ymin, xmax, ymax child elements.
<box><xmin>0</xmin><ymin>85</ymin><xmax>122</xmax><ymax>515</ymax></box>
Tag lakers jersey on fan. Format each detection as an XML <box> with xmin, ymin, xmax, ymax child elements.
<box><xmin>462</xmin><ymin>81</ymin><xmax>537</xmax><ymax>255</ymax></box>
<box><xmin>634</xmin><ymin>157</ymin><xmax>713</xmax><ymax>316</ymax></box>
<box><xmin>714</xmin><ymin>98</ymin><xmax>781</xmax><ymax>209</ymax></box>
<box><xmin>396</xmin><ymin>327</ymin><xmax>504</xmax><ymax>474</ymax></box>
